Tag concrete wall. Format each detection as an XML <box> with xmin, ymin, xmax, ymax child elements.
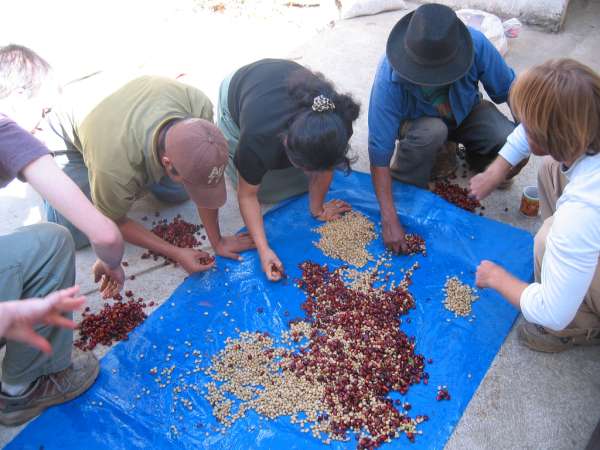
<box><xmin>413</xmin><ymin>0</ymin><xmax>571</xmax><ymax>31</ymax></box>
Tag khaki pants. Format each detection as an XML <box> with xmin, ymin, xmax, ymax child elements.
<box><xmin>0</xmin><ymin>223</ymin><xmax>75</xmax><ymax>384</ymax></box>
<box><xmin>535</xmin><ymin>157</ymin><xmax>600</xmax><ymax>333</ymax></box>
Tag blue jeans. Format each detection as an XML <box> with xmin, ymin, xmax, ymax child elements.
<box><xmin>45</xmin><ymin>150</ymin><xmax>188</xmax><ymax>249</ymax></box>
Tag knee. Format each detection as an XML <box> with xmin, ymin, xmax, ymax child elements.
<box><xmin>534</xmin><ymin>217</ymin><xmax>553</xmax><ymax>260</ymax></box>
<box><xmin>488</xmin><ymin>121</ymin><xmax>515</xmax><ymax>153</ymax></box>
<box><xmin>38</xmin><ymin>223</ymin><xmax>76</xmax><ymax>259</ymax></box>
<box><xmin>537</xmin><ymin>156</ymin><xmax>559</xmax><ymax>186</ymax></box>
<box><xmin>406</xmin><ymin>117</ymin><xmax>448</xmax><ymax>151</ymax></box>
<box><xmin>419</xmin><ymin>118</ymin><xmax>448</xmax><ymax>148</ymax></box>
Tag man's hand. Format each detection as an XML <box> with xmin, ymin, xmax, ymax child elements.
<box><xmin>92</xmin><ymin>260</ymin><xmax>125</xmax><ymax>299</ymax></box>
<box><xmin>260</xmin><ymin>248</ymin><xmax>284</xmax><ymax>282</ymax></box>
<box><xmin>314</xmin><ymin>199</ymin><xmax>352</xmax><ymax>221</ymax></box>
<box><xmin>475</xmin><ymin>260</ymin><xmax>504</xmax><ymax>289</ymax></box>
<box><xmin>214</xmin><ymin>232</ymin><xmax>256</xmax><ymax>260</ymax></box>
<box><xmin>382</xmin><ymin>217</ymin><xmax>408</xmax><ymax>254</ymax></box>
<box><xmin>0</xmin><ymin>286</ymin><xmax>85</xmax><ymax>354</ymax></box>
<box><xmin>174</xmin><ymin>248</ymin><xmax>216</xmax><ymax>274</ymax></box>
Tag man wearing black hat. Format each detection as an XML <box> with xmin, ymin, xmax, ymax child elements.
<box><xmin>368</xmin><ymin>3</ymin><xmax>519</xmax><ymax>253</ymax></box>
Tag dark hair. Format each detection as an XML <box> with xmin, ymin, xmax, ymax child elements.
<box><xmin>283</xmin><ymin>68</ymin><xmax>360</xmax><ymax>172</ymax></box>
<box><xmin>0</xmin><ymin>44</ymin><xmax>51</xmax><ymax>100</ymax></box>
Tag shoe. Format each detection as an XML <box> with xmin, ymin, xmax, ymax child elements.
<box><xmin>430</xmin><ymin>141</ymin><xmax>458</xmax><ymax>180</ymax></box>
<box><xmin>518</xmin><ymin>322</ymin><xmax>600</xmax><ymax>353</ymax></box>
<box><xmin>0</xmin><ymin>350</ymin><xmax>99</xmax><ymax>426</ymax></box>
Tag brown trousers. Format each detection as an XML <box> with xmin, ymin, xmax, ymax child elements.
<box><xmin>535</xmin><ymin>157</ymin><xmax>600</xmax><ymax>333</ymax></box>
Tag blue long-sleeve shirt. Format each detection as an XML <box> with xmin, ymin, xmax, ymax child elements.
<box><xmin>368</xmin><ymin>27</ymin><xmax>516</xmax><ymax>167</ymax></box>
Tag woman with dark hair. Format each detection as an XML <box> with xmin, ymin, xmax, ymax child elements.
<box><xmin>217</xmin><ymin>58</ymin><xmax>360</xmax><ymax>281</ymax></box>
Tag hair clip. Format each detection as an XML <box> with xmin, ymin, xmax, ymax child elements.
<box><xmin>312</xmin><ymin>95</ymin><xmax>335</xmax><ymax>112</ymax></box>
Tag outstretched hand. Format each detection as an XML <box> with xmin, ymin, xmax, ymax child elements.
<box><xmin>382</xmin><ymin>217</ymin><xmax>409</xmax><ymax>254</ymax></box>
<box><xmin>214</xmin><ymin>232</ymin><xmax>256</xmax><ymax>260</ymax></box>
<box><xmin>175</xmin><ymin>248</ymin><xmax>216</xmax><ymax>274</ymax></box>
<box><xmin>0</xmin><ymin>286</ymin><xmax>85</xmax><ymax>354</ymax></box>
<box><xmin>315</xmin><ymin>199</ymin><xmax>352</xmax><ymax>221</ymax></box>
<box><xmin>260</xmin><ymin>248</ymin><xmax>284</xmax><ymax>282</ymax></box>
<box><xmin>93</xmin><ymin>260</ymin><xmax>125</xmax><ymax>299</ymax></box>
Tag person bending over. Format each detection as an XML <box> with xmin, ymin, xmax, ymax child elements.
<box><xmin>473</xmin><ymin>59</ymin><xmax>600</xmax><ymax>352</ymax></box>
<box><xmin>217</xmin><ymin>58</ymin><xmax>360</xmax><ymax>281</ymax></box>
<box><xmin>46</xmin><ymin>76</ymin><xmax>254</xmax><ymax>273</ymax></box>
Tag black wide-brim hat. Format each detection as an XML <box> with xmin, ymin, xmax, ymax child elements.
<box><xmin>386</xmin><ymin>3</ymin><xmax>474</xmax><ymax>86</ymax></box>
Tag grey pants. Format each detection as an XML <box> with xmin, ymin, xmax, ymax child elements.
<box><xmin>216</xmin><ymin>73</ymin><xmax>308</xmax><ymax>204</ymax></box>
<box><xmin>391</xmin><ymin>99</ymin><xmax>516</xmax><ymax>188</ymax></box>
<box><xmin>0</xmin><ymin>223</ymin><xmax>75</xmax><ymax>385</ymax></box>
<box><xmin>45</xmin><ymin>150</ymin><xmax>189</xmax><ymax>250</ymax></box>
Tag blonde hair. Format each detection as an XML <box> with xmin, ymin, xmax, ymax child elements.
<box><xmin>510</xmin><ymin>58</ymin><xmax>600</xmax><ymax>161</ymax></box>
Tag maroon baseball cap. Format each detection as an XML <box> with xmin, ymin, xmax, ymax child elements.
<box><xmin>164</xmin><ymin>118</ymin><xmax>228</xmax><ymax>209</ymax></box>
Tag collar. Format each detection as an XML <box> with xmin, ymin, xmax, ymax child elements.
<box><xmin>146</xmin><ymin>115</ymin><xmax>187</xmax><ymax>184</ymax></box>
<box><xmin>561</xmin><ymin>152</ymin><xmax>599</xmax><ymax>181</ymax></box>
<box><xmin>156</xmin><ymin>118</ymin><xmax>182</xmax><ymax>157</ymax></box>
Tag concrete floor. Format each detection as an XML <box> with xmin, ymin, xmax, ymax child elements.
<box><xmin>1</xmin><ymin>0</ymin><xmax>600</xmax><ymax>448</ymax></box>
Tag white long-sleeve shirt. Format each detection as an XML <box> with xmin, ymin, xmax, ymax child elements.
<box><xmin>499</xmin><ymin>125</ymin><xmax>600</xmax><ymax>331</ymax></box>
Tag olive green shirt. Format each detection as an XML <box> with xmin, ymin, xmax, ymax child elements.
<box><xmin>76</xmin><ymin>76</ymin><xmax>213</xmax><ymax>220</ymax></box>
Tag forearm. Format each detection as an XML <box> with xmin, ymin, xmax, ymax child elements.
<box><xmin>23</xmin><ymin>155</ymin><xmax>124</xmax><ymax>268</ymax></box>
<box><xmin>197</xmin><ymin>207</ymin><xmax>222</xmax><ymax>251</ymax></box>
<box><xmin>370</xmin><ymin>165</ymin><xmax>399</xmax><ymax>223</ymax></box>
<box><xmin>486</xmin><ymin>155</ymin><xmax>513</xmax><ymax>181</ymax></box>
<box><xmin>0</xmin><ymin>303</ymin><xmax>14</xmax><ymax>337</ymax></box>
<box><xmin>308</xmin><ymin>170</ymin><xmax>333</xmax><ymax>217</ymax></box>
<box><xmin>117</xmin><ymin>217</ymin><xmax>180</xmax><ymax>260</ymax></box>
<box><xmin>488</xmin><ymin>267</ymin><xmax>528</xmax><ymax>309</ymax></box>
<box><xmin>238</xmin><ymin>191</ymin><xmax>269</xmax><ymax>253</ymax></box>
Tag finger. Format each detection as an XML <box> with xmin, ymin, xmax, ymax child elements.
<box><xmin>105</xmin><ymin>281</ymin><xmax>120</xmax><ymax>299</ymax></box>
<box><xmin>238</xmin><ymin>235</ymin><xmax>255</xmax><ymax>245</ymax></box>
<box><xmin>224</xmin><ymin>251</ymin><xmax>241</xmax><ymax>261</ymax></box>
<box><xmin>236</xmin><ymin>232</ymin><xmax>252</xmax><ymax>238</ymax></box>
<box><xmin>55</xmin><ymin>296</ymin><xmax>86</xmax><ymax>312</ymax></box>
<box><xmin>268</xmin><ymin>270</ymin><xmax>282</xmax><ymax>282</ymax></box>
<box><xmin>398</xmin><ymin>240</ymin><xmax>409</xmax><ymax>255</ymax></box>
<box><xmin>199</xmin><ymin>260</ymin><xmax>216</xmax><ymax>271</ymax></box>
<box><xmin>45</xmin><ymin>286</ymin><xmax>81</xmax><ymax>305</ymax></box>
<box><xmin>93</xmin><ymin>267</ymin><xmax>101</xmax><ymax>283</ymax></box>
<box><xmin>16</xmin><ymin>328</ymin><xmax>53</xmax><ymax>354</ymax></box>
<box><xmin>265</xmin><ymin>263</ymin><xmax>281</xmax><ymax>281</ymax></box>
<box><xmin>101</xmin><ymin>280</ymin><xmax>117</xmax><ymax>299</ymax></box>
<box><xmin>45</xmin><ymin>313</ymin><xmax>78</xmax><ymax>329</ymax></box>
<box><xmin>99</xmin><ymin>275</ymin><xmax>109</xmax><ymax>293</ymax></box>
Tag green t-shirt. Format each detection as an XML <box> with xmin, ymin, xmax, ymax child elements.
<box><xmin>76</xmin><ymin>76</ymin><xmax>213</xmax><ymax>220</ymax></box>
<box><xmin>420</xmin><ymin>85</ymin><xmax>455</xmax><ymax>126</ymax></box>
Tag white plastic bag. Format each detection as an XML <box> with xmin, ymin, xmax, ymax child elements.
<box><xmin>338</xmin><ymin>0</ymin><xmax>406</xmax><ymax>20</ymax></box>
<box><xmin>502</xmin><ymin>18</ymin><xmax>523</xmax><ymax>38</ymax></box>
<box><xmin>456</xmin><ymin>9</ymin><xmax>508</xmax><ymax>56</ymax></box>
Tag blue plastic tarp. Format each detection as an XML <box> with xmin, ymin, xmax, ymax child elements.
<box><xmin>8</xmin><ymin>171</ymin><xmax>533</xmax><ymax>450</ymax></box>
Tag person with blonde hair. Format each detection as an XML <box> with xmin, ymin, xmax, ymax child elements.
<box><xmin>471</xmin><ymin>58</ymin><xmax>600</xmax><ymax>352</ymax></box>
